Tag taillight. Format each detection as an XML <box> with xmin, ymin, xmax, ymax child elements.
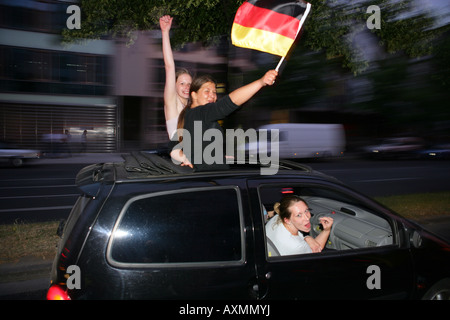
<box><xmin>47</xmin><ymin>284</ymin><xmax>71</xmax><ymax>300</ymax></box>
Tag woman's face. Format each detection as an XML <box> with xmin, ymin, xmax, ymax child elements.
<box><xmin>176</xmin><ymin>74</ymin><xmax>192</xmax><ymax>100</ymax></box>
<box><xmin>191</xmin><ymin>81</ymin><xmax>217</xmax><ymax>107</ymax></box>
<box><xmin>286</xmin><ymin>201</ymin><xmax>311</xmax><ymax>233</ymax></box>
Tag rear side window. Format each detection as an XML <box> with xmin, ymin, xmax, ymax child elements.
<box><xmin>107</xmin><ymin>187</ymin><xmax>244</xmax><ymax>267</ymax></box>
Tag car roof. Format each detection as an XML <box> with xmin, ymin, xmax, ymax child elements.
<box><xmin>76</xmin><ymin>150</ymin><xmax>339</xmax><ymax>196</ymax></box>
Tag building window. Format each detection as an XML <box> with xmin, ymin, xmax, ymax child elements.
<box><xmin>0</xmin><ymin>46</ymin><xmax>111</xmax><ymax>95</ymax></box>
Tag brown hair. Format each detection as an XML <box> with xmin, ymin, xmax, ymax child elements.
<box><xmin>274</xmin><ymin>195</ymin><xmax>308</xmax><ymax>223</ymax></box>
<box><xmin>176</xmin><ymin>74</ymin><xmax>217</xmax><ymax>142</ymax></box>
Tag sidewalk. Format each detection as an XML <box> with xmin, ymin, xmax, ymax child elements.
<box><xmin>0</xmin><ymin>256</ymin><xmax>52</xmax><ymax>299</ymax></box>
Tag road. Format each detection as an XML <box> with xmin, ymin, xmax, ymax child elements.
<box><xmin>308</xmin><ymin>159</ymin><xmax>450</xmax><ymax>197</ymax></box>
<box><xmin>0</xmin><ymin>153</ymin><xmax>124</xmax><ymax>224</ymax></box>
<box><xmin>1</xmin><ymin>157</ymin><xmax>450</xmax><ymax>224</ymax></box>
<box><xmin>0</xmin><ymin>163</ymin><xmax>86</xmax><ymax>224</ymax></box>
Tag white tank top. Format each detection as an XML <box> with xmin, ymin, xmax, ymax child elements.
<box><xmin>166</xmin><ymin>116</ymin><xmax>178</xmax><ymax>139</ymax></box>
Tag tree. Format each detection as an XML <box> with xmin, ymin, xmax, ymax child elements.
<box><xmin>63</xmin><ymin>0</ymin><xmax>443</xmax><ymax>74</ymax></box>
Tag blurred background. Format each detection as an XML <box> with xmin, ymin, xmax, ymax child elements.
<box><xmin>0</xmin><ymin>0</ymin><xmax>449</xmax><ymax>159</ymax></box>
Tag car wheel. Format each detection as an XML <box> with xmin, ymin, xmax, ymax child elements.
<box><xmin>10</xmin><ymin>158</ymin><xmax>24</xmax><ymax>167</ymax></box>
<box><xmin>422</xmin><ymin>279</ymin><xmax>450</xmax><ymax>300</ymax></box>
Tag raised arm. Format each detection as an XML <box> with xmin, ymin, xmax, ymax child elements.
<box><xmin>228</xmin><ymin>70</ymin><xmax>278</xmax><ymax>106</ymax></box>
<box><xmin>160</xmin><ymin>15</ymin><xmax>178</xmax><ymax>121</ymax></box>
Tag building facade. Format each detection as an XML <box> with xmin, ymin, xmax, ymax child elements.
<box><xmin>0</xmin><ymin>0</ymin><xmax>230</xmax><ymax>153</ymax></box>
<box><xmin>0</xmin><ymin>0</ymin><xmax>117</xmax><ymax>153</ymax></box>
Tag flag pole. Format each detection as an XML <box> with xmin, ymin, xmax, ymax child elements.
<box><xmin>275</xmin><ymin>56</ymin><xmax>285</xmax><ymax>72</ymax></box>
<box><xmin>275</xmin><ymin>2</ymin><xmax>311</xmax><ymax>73</ymax></box>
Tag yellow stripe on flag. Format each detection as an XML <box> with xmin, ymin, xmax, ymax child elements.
<box><xmin>231</xmin><ymin>23</ymin><xmax>295</xmax><ymax>57</ymax></box>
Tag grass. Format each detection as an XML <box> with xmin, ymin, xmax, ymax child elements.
<box><xmin>0</xmin><ymin>192</ymin><xmax>449</xmax><ymax>264</ymax></box>
<box><xmin>0</xmin><ymin>220</ymin><xmax>60</xmax><ymax>264</ymax></box>
<box><xmin>375</xmin><ymin>191</ymin><xmax>450</xmax><ymax>221</ymax></box>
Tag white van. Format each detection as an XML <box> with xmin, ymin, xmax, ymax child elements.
<box><xmin>245</xmin><ymin>123</ymin><xmax>346</xmax><ymax>159</ymax></box>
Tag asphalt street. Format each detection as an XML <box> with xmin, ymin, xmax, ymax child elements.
<box><xmin>0</xmin><ymin>153</ymin><xmax>124</xmax><ymax>224</ymax></box>
<box><xmin>308</xmin><ymin>159</ymin><xmax>450</xmax><ymax>197</ymax></box>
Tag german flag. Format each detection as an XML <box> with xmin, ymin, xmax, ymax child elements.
<box><xmin>232</xmin><ymin>0</ymin><xmax>311</xmax><ymax>57</ymax></box>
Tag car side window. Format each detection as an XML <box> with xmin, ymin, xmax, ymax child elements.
<box><xmin>260</xmin><ymin>184</ymin><xmax>395</xmax><ymax>258</ymax></box>
<box><xmin>107</xmin><ymin>187</ymin><xmax>244</xmax><ymax>267</ymax></box>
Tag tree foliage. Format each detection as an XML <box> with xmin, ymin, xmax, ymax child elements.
<box><xmin>63</xmin><ymin>0</ymin><xmax>444</xmax><ymax>73</ymax></box>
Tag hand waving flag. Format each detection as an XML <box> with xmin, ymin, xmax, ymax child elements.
<box><xmin>231</xmin><ymin>0</ymin><xmax>311</xmax><ymax>70</ymax></box>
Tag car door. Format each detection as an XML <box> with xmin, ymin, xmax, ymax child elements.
<box><xmin>247</xmin><ymin>178</ymin><xmax>415</xmax><ymax>300</ymax></box>
<box><xmin>103</xmin><ymin>182</ymin><xmax>259</xmax><ymax>299</ymax></box>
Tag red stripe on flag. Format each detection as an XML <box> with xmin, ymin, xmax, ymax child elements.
<box><xmin>233</xmin><ymin>1</ymin><xmax>300</xmax><ymax>40</ymax></box>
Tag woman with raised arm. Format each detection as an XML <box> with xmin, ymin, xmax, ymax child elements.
<box><xmin>170</xmin><ymin>69</ymin><xmax>278</xmax><ymax>170</ymax></box>
<box><xmin>159</xmin><ymin>15</ymin><xmax>192</xmax><ymax>139</ymax></box>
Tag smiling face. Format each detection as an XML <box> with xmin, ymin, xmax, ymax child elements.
<box><xmin>176</xmin><ymin>73</ymin><xmax>192</xmax><ymax>100</ymax></box>
<box><xmin>191</xmin><ymin>81</ymin><xmax>217</xmax><ymax>107</ymax></box>
<box><xmin>284</xmin><ymin>200</ymin><xmax>311</xmax><ymax>233</ymax></box>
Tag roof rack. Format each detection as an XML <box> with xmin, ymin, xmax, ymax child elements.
<box><xmin>119</xmin><ymin>150</ymin><xmax>312</xmax><ymax>177</ymax></box>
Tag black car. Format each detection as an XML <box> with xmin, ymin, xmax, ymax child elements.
<box><xmin>47</xmin><ymin>151</ymin><xmax>450</xmax><ymax>300</ymax></box>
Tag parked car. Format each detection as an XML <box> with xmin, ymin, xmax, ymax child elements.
<box><xmin>47</xmin><ymin>151</ymin><xmax>450</xmax><ymax>300</ymax></box>
<box><xmin>0</xmin><ymin>141</ymin><xmax>41</xmax><ymax>167</ymax></box>
<box><xmin>363</xmin><ymin>137</ymin><xmax>424</xmax><ymax>159</ymax></box>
